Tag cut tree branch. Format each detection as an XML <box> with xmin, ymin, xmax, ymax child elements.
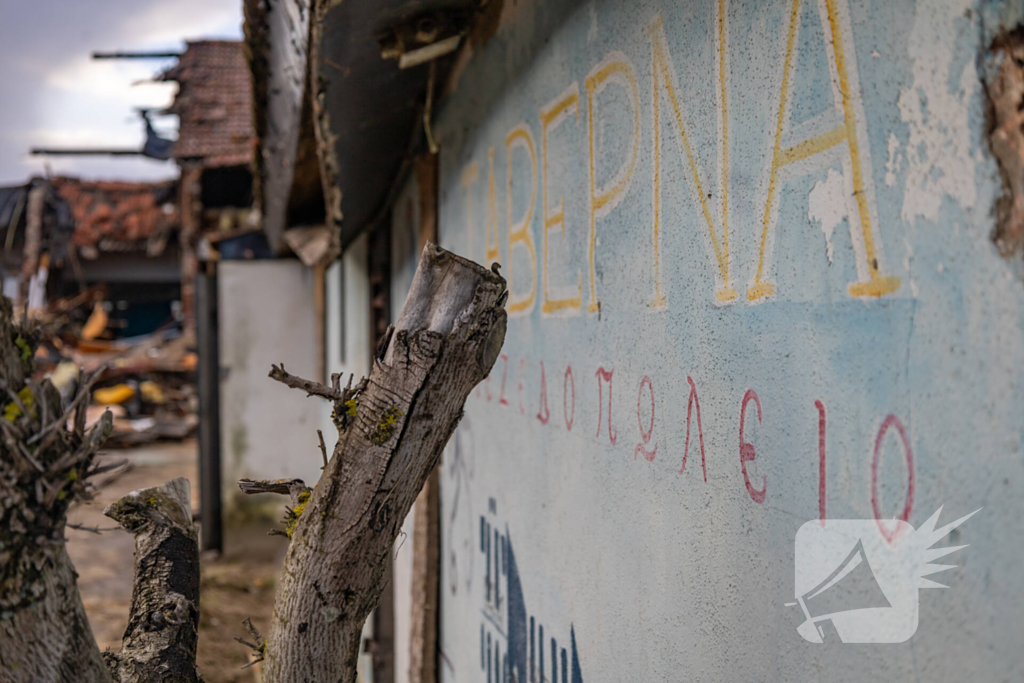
<box><xmin>238</xmin><ymin>478</ymin><xmax>311</xmax><ymax>510</ymax></box>
<box><xmin>66</xmin><ymin>522</ymin><xmax>121</xmax><ymax>534</ymax></box>
<box><xmin>317</xmin><ymin>430</ymin><xmax>328</xmax><ymax>469</ymax></box>
<box><xmin>103</xmin><ymin>478</ymin><xmax>200</xmax><ymax>683</ymax></box>
<box><xmin>238</xmin><ymin>478</ymin><xmax>308</xmax><ymax>496</ymax></box>
<box><xmin>269</xmin><ymin>363</ymin><xmax>344</xmax><ymax>401</ymax></box>
<box><xmin>254</xmin><ymin>243</ymin><xmax>506</xmax><ymax>683</ymax></box>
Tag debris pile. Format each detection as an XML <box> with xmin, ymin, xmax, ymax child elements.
<box><xmin>33</xmin><ymin>289</ymin><xmax>198</xmax><ymax>448</ymax></box>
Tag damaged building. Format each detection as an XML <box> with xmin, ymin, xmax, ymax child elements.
<box><xmin>51</xmin><ymin>177</ymin><xmax>181</xmax><ymax>337</ymax></box>
<box><xmin>0</xmin><ymin>175</ymin><xmax>179</xmax><ymax>335</ymax></box>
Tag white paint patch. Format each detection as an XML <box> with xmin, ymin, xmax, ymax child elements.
<box><xmin>885</xmin><ymin>133</ymin><xmax>901</xmax><ymax>187</ymax></box>
<box><xmin>897</xmin><ymin>0</ymin><xmax>979</xmax><ymax>223</ymax></box>
<box><xmin>587</xmin><ymin>2</ymin><xmax>598</xmax><ymax>43</ymax></box>
<box><xmin>808</xmin><ymin>168</ymin><xmax>848</xmax><ymax>264</ymax></box>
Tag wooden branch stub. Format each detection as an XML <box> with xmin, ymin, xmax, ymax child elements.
<box><xmin>104</xmin><ymin>478</ymin><xmax>201</xmax><ymax>683</ymax></box>
<box><xmin>238</xmin><ymin>477</ymin><xmax>311</xmax><ymax>509</ymax></box>
<box><xmin>269</xmin><ymin>363</ymin><xmax>344</xmax><ymax>401</ymax></box>
<box><xmin>105</xmin><ymin>477</ymin><xmax>193</xmax><ymax>532</ymax></box>
<box><xmin>317</xmin><ymin>430</ymin><xmax>328</xmax><ymax>469</ymax></box>
<box><xmin>237</xmin><ymin>617</ymin><xmax>267</xmax><ymax>669</ymax></box>
<box><xmin>237</xmin><ymin>477</ymin><xmax>312</xmax><ymax>538</ymax></box>
<box><xmin>238</xmin><ymin>478</ymin><xmax>308</xmax><ymax>496</ymax></box>
<box><xmin>66</xmin><ymin>521</ymin><xmax>121</xmax><ymax>534</ymax></box>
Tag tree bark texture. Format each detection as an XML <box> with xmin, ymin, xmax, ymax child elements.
<box><xmin>103</xmin><ymin>478</ymin><xmax>201</xmax><ymax>682</ymax></box>
<box><xmin>260</xmin><ymin>243</ymin><xmax>506</xmax><ymax>682</ymax></box>
<box><xmin>0</xmin><ymin>295</ymin><xmax>113</xmax><ymax>682</ymax></box>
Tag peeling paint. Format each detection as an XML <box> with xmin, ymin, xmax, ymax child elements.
<box><xmin>897</xmin><ymin>0</ymin><xmax>981</xmax><ymax>223</ymax></box>
<box><xmin>808</xmin><ymin>168</ymin><xmax>847</xmax><ymax>264</ymax></box>
<box><xmin>885</xmin><ymin>132</ymin><xmax>901</xmax><ymax>188</ymax></box>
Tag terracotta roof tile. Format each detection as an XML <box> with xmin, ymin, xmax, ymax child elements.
<box><xmin>164</xmin><ymin>41</ymin><xmax>255</xmax><ymax>168</ymax></box>
<box><xmin>51</xmin><ymin>177</ymin><xmax>178</xmax><ymax>250</ymax></box>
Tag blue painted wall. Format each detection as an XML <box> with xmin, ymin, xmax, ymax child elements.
<box><xmin>435</xmin><ymin>0</ymin><xmax>1024</xmax><ymax>679</ymax></box>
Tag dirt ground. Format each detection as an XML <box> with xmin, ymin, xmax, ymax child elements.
<box><xmin>66</xmin><ymin>439</ymin><xmax>289</xmax><ymax>682</ymax></box>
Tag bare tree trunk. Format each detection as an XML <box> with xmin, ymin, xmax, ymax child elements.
<box><xmin>0</xmin><ymin>295</ymin><xmax>113</xmax><ymax>683</ymax></box>
<box><xmin>258</xmin><ymin>244</ymin><xmax>506</xmax><ymax>682</ymax></box>
<box><xmin>0</xmin><ymin>544</ymin><xmax>111</xmax><ymax>682</ymax></box>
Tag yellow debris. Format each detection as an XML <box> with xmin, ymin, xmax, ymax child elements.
<box><xmin>81</xmin><ymin>302</ymin><xmax>108</xmax><ymax>341</ymax></box>
<box><xmin>94</xmin><ymin>383</ymin><xmax>136</xmax><ymax>405</ymax></box>
<box><xmin>139</xmin><ymin>381</ymin><xmax>165</xmax><ymax>404</ymax></box>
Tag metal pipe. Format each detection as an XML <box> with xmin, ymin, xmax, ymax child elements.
<box><xmin>196</xmin><ymin>271</ymin><xmax>223</xmax><ymax>553</ymax></box>
<box><xmin>91</xmin><ymin>51</ymin><xmax>181</xmax><ymax>59</ymax></box>
<box><xmin>30</xmin><ymin>148</ymin><xmax>143</xmax><ymax>156</ymax></box>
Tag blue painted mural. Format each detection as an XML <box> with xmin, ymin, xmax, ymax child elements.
<box><xmin>478</xmin><ymin>500</ymin><xmax>584</xmax><ymax>683</ymax></box>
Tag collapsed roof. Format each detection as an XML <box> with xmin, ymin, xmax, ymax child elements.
<box><xmin>51</xmin><ymin>177</ymin><xmax>178</xmax><ymax>256</ymax></box>
<box><xmin>0</xmin><ymin>179</ymin><xmax>74</xmax><ymax>271</ymax></box>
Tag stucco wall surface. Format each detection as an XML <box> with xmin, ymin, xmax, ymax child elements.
<box><xmin>435</xmin><ymin>0</ymin><xmax>1024</xmax><ymax>680</ymax></box>
<box><xmin>219</xmin><ymin>260</ymin><xmax>321</xmax><ymax>508</ymax></box>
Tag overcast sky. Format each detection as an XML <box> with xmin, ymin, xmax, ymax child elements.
<box><xmin>0</xmin><ymin>0</ymin><xmax>243</xmax><ymax>185</ymax></box>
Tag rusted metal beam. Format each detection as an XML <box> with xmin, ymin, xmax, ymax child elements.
<box><xmin>91</xmin><ymin>51</ymin><xmax>181</xmax><ymax>59</ymax></box>
<box><xmin>29</xmin><ymin>148</ymin><xmax>143</xmax><ymax>156</ymax></box>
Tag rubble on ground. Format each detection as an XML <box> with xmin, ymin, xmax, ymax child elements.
<box><xmin>32</xmin><ymin>288</ymin><xmax>198</xmax><ymax>448</ymax></box>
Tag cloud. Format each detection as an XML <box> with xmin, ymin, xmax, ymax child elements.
<box><xmin>27</xmin><ymin>125</ymin><xmax>140</xmax><ymax>148</ymax></box>
<box><xmin>0</xmin><ymin>0</ymin><xmax>242</xmax><ymax>184</ymax></box>
<box><xmin>120</xmin><ymin>0</ymin><xmax>242</xmax><ymax>46</ymax></box>
<box><xmin>46</xmin><ymin>58</ymin><xmax>175</xmax><ymax>100</ymax></box>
